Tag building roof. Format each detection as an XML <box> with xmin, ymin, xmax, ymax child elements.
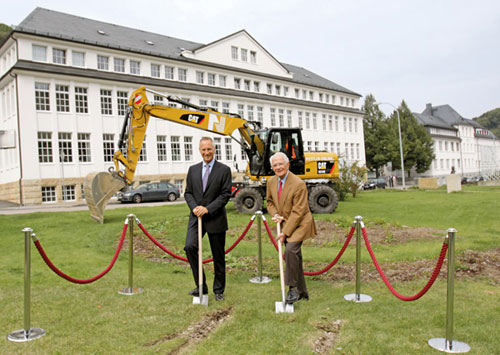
<box><xmin>413</xmin><ymin>112</ymin><xmax>455</xmax><ymax>130</ymax></box>
<box><xmin>15</xmin><ymin>7</ymin><xmax>360</xmax><ymax>96</ymax></box>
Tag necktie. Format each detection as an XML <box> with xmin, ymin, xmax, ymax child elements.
<box><xmin>202</xmin><ymin>164</ymin><xmax>210</xmax><ymax>192</ymax></box>
<box><xmin>278</xmin><ymin>180</ymin><xmax>283</xmax><ymax>202</ymax></box>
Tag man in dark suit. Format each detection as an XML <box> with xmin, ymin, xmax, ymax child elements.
<box><xmin>184</xmin><ymin>136</ymin><xmax>232</xmax><ymax>301</ymax></box>
<box><xmin>266</xmin><ymin>152</ymin><xmax>316</xmax><ymax>304</ymax></box>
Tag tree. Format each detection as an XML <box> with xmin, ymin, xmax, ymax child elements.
<box><xmin>474</xmin><ymin>108</ymin><xmax>500</xmax><ymax>137</ymax></box>
<box><xmin>362</xmin><ymin>94</ymin><xmax>392</xmax><ymax>177</ymax></box>
<box><xmin>0</xmin><ymin>24</ymin><xmax>12</xmax><ymax>41</ymax></box>
<box><xmin>387</xmin><ymin>101</ymin><xmax>435</xmax><ymax>177</ymax></box>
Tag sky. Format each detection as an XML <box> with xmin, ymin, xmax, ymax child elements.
<box><xmin>2</xmin><ymin>0</ymin><xmax>499</xmax><ymax>118</ymax></box>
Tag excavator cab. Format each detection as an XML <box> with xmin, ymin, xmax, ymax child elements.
<box><xmin>260</xmin><ymin>128</ymin><xmax>305</xmax><ymax>176</ymax></box>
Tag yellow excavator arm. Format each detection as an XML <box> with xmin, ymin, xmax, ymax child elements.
<box><xmin>85</xmin><ymin>86</ymin><xmax>264</xmax><ymax>223</ymax></box>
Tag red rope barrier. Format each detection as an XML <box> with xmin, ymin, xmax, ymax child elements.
<box><xmin>362</xmin><ymin>227</ymin><xmax>448</xmax><ymax>301</ymax></box>
<box><xmin>137</xmin><ymin>217</ymin><xmax>255</xmax><ymax>263</ymax></box>
<box><xmin>33</xmin><ymin>223</ymin><xmax>128</xmax><ymax>284</ymax></box>
<box><xmin>263</xmin><ymin>219</ymin><xmax>356</xmax><ymax>276</ymax></box>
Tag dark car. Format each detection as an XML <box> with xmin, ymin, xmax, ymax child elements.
<box><xmin>363</xmin><ymin>177</ymin><xmax>387</xmax><ymax>190</ymax></box>
<box><xmin>118</xmin><ymin>182</ymin><xmax>180</xmax><ymax>203</ymax></box>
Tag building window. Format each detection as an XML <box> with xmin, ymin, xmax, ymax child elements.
<box><xmin>234</xmin><ymin>78</ymin><xmax>241</xmax><ymax>89</ymax></box>
<box><xmin>335</xmin><ymin>116</ymin><xmax>339</xmax><ymax>131</ymax></box>
<box><xmin>211</xmin><ymin>101</ymin><xmax>219</xmax><ymax>111</ymax></box>
<box><xmin>309</xmin><ymin>91</ymin><xmax>314</xmax><ymax>101</ymax></box>
<box><xmin>241</xmin><ymin>145</ymin><xmax>246</xmax><ymax>160</ymax></box>
<box><xmin>284</xmin><ymin>87</ymin><xmax>289</xmax><ymax>97</ymax></box>
<box><xmin>315</xmin><ymin>141</ymin><xmax>320</xmax><ymax>152</ymax></box>
<box><xmin>267</xmin><ymin>83</ymin><xmax>273</xmax><ymax>94</ymax></box>
<box><xmin>196</xmin><ymin>71</ymin><xmax>205</xmax><ymax>84</ymax></box>
<box><xmin>171</xmin><ymin>136</ymin><xmax>181</xmax><ymax>161</ymax></box>
<box><xmin>322</xmin><ymin>114</ymin><xmax>327</xmax><ymax>131</ymax></box>
<box><xmin>208</xmin><ymin>73</ymin><xmax>216</xmax><ymax>86</ymax></box>
<box><xmin>97</xmin><ymin>55</ymin><xmax>109</xmax><ymax>70</ymax></box>
<box><xmin>354</xmin><ymin>118</ymin><xmax>358</xmax><ymax>133</ymax></box>
<box><xmin>75</xmin><ymin>87</ymin><xmax>88</xmax><ymax>114</ymax></box>
<box><xmin>225</xmin><ymin>138</ymin><xmax>232</xmax><ymax>160</ymax></box>
<box><xmin>151</xmin><ymin>63</ymin><xmax>160</xmax><ymax>77</ymax></box>
<box><xmin>244</xmin><ymin>80</ymin><xmax>251</xmax><ymax>91</ymax></box>
<box><xmin>257</xmin><ymin>106</ymin><xmax>263</xmax><ymax>125</ymax></box>
<box><xmin>328</xmin><ymin>115</ymin><xmax>333</xmax><ymax>131</ymax></box>
<box><xmin>184</xmin><ymin>136</ymin><xmax>193</xmax><ymax>161</ymax></box>
<box><xmin>199</xmin><ymin>99</ymin><xmax>208</xmax><ymax>108</ymax></box>
<box><xmin>337</xmin><ymin>143</ymin><xmax>341</xmax><ymax>154</ymax></box>
<box><xmin>117</xmin><ymin>91</ymin><xmax>128</xmax><ymax>116</ymax></box>
<box><xmin>53</xmin><ymin>48</ymin><xmax>66</xmax><ymax>64</ymax></box>
<box><xmin>139</xmin><ymin>139</ymin><xmax>147</xmax><ymax>162</ymax></box>
<box><xmin>305</xmin><ymin>112</ymin><xmax>310</xmax><ymax>129</ymax></box>
<box><xmin>343</xmin><ymin>117</ymin><xmax>347</xmax><ymax>131</ymax></box>
<box><xmin>214</xmin><ymin>138</ymin><xmax>222</xmax><ymax>160</ymax></box>
<box><xmin>319</xmin><ymin>93</ymin><xmax>323</xmax><ymax>102</ymax></box>
<box><xmin>298</xmin><ymin>111</ymin><xmax>303</xmax><ymax>129</ymax></box>
<box><xmin>330</xmin><ymin>142</ymin><xmax>335</xmax><ymax>153</ymax></box>
<box><xmin>312</xmin><ymin>113</ymin><xmax>317</xmax><ymax>130</ymax></box>
<box><xmin>114</xmin><ymin>58</ymin><xmax>125</xmax><ymax>72</ymax></box>
<box><xmin>55</xmin><ymin>85</ymin><xmax>70</xmax><ymax>112</ymax></box>
<box><xmin>32</xmin><ymin>45</ymin><xmax>47</xmax><ymax>61</ymax></box>
<box><xmin>325</xmin><ymin>94</ymin><xmax>330</xmax><ymax>103</ymax></box>
<box><xmin>250</xmin><ymin>50</ymin><xmax>257</xmax><ymax>64</ymax></box>
<box><xmin>270</xmin><ymin>108</ymin><xmax>276</xmax><ymax>127</ymax></box>
<box><xmin>41</xmin><ymin>186</ymin><xmax>56</xmax><ymax>203</ymax></box>
<box><xmin>58</xmin><ymin>132</ymin><xmax>73</xmax><ymax>163</ymax></box>
<box><xmin>130</xmin><ymin>60</ymin><xmax>140</xmax><ymax>75</ymax></box>
<box><xmin>295</xmin><ymin>88</ymin><xmax>300</xmax><ymax>99</ymax></box>
<box><xmin>153</xmin><ymin>95</ymin><xmax>163</xmax><ymax>105</ymax></box>
<box><xmin>157</xmin><ymin>135</ymin><xmax>167</xmax><ymax>161</ymax></box>
<box><xmin>241</xmin><ymin>48</ymin><xmax>248</xmax><ymax>62</ymax></box>
<box><xmin>100</xmin><ymin>89</ymin><xmax>113</xmax><ymax>115</ymax></box>
<box><xmin>35</xmin><ymin>82</ymin><xmax>50</xmax><ymax>111</ymax></box>
<box><xmin>349</xmin><ymin>117</ymin><xmax>353</xmax><ymax>132</ymax></box>
<box><xmin>302</xmin><ymin>90</ymin><xmax>307</xmax><ymax>100</ymax></box>
<box><xmin>62</xmin><ymin>185</ymin><xmax>76</xmax><ymax>201</ymax></box>
<box><xmin>178</xmin><ymin>68</ymin><xmax>187</xmax><ymax>81</ymax></box>
<box><xmin>345</xmin><ymin>143</ymin><xmax>349</xmax><ymax>160</ymax></box>
<box><xmin>275</xmin><ymin>85</ymin><xmax>281</xmax><ymax>96</ymax></box>
<box><xmin>72</xmin><ymin>51</ymin><xmax>85</xmax><ymax>67</ymax></box>
<box><xmin>38</xmin><ymin>132</ymin><xmax>53</xmax><ymax>163</ymax></box>
<box><xmin>237</xmin><ymin>104</ymin><xmax>244</xmax><ymax>118</ymax></box>
<box><xmin>287</xmin><ymin>110</ymin><xmax>292</xmax><ymax>127</ymax></box>
<box><xmin>165</xmin><ymin>66</ymin><xmax>174</xmax><ymax>79</ymax></box>
<box><xmin>231</xmin><ymin>46</ymin><xmax>238</xmax><ymax>60</ymax></box>
<box><xmin>78</xmin><ymin>133</ymin><xmax>91</xmax><ymax>162</ymax></box>
<box><xmin>222</xmin><ymin>102</ymin><xmax>230</xmax><ymax>114</ymax></box>
<box><xmin>253</xmin><ymin>81</ymin><xmax>260</xmax><ymax>92</ymax></box>
<box><xmin>279</xmin><ymin>109</ymin><xmax>284</xmax><ymax>127</ymax></box>
<box><xmin>219</xmin><ymin>75</ymin><xmax>226</xmax><ymax>87</ymax></box>
<box><xmin>247</xmin><ymin>105</ymin><xmax>254</xmax><ymax>121</ymax></box>
<box><xmin>103</xmin><ymin>134</ymin><xmax>115</xmax><ymax>162</ymax></box>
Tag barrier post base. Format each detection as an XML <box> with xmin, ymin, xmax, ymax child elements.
<box><xmin>428</xmin><ymin>338</ymin><xmax>470</xmax><ymax>353</ymax></box>
<box><xmin>344</xmin><ymin>293</ymin><xmax>372</xmax><ymax>303</ymax></box>
<box><xmin>118</xmin><ymin>287</ymin><xmax>143</xmax><ymax>295</ymax></box>
<box><xmin>8</xmin><ymin>328</ymin><xmax>45</xmax><ymax>342</ymax></box>
<box><xmin>250</xmin><ymin>276</ymin><xmax>272</xmax><ymax>284</ymax></box>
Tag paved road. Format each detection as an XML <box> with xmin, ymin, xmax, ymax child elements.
<box><xmin>0</xmin><ymin>198</ymin><xmax>185</xmax><ymax>215</ymax></box>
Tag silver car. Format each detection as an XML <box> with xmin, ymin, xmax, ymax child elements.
<box><xmin>118</xmin><ymin>182</ymin><xmax>180</xmax><ymax>203</ymax></box>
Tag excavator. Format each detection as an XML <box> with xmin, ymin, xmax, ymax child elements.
<box><xmin>84</xmin><ymin>86</ymin><xmax>339</xmax><ymax>223</ymax></box>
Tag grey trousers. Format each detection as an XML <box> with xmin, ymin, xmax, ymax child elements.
<box><xmin>284</xmin><ymin>241</ymin><xmax>308</xmax><ymax>296</ymax></box>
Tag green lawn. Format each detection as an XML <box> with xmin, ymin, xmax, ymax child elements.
<box><xmin>1</xmin><ymin>185</ymin><xmax>499</xmax><ymax>354</ymax></box>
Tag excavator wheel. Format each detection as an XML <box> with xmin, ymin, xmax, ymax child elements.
<box><xmin>234</xmin><ymin>187</ymin><xmax>263</xmax><ymax>214</ymax></box>
<box><xmin>308</xmin><ymin>185</ymin><xmax>338</xmax><ymax>214</ymax></box>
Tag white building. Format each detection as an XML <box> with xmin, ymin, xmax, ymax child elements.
<box><xmin>413</xmin><ymin>104</ymin><xmax>500</xmax><ymax>184</ymax></box>
<box><xmin>0</xmin><ymin>7</ymin><xmax>364</xmax><ymax>205</ymax></box>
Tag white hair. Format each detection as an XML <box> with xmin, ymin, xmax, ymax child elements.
<box><xmin>269</xmin><ymin>152</ymin><xmax>289</xmax><ymax>166</ymax></box>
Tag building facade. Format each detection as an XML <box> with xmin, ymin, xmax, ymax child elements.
<box><xmin>0</xmin><ymin>8</ymin><xmax>365</xmax><ymax>205</ymax></box>
<box><xmin>413</xmin><ymin>104</ymin><xmax>499</xmax><ymax>184</ymax></box>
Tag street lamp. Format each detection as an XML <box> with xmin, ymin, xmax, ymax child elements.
<box><xmin>375</xmin><ymin>102</ymin><xmax>405</xmax><ymax>188</ymax></box>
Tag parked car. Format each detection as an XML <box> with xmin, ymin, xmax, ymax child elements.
<box><xmin>363</xmin><ymin>177</ymin><xmax>387</xmax><ymax>190</ymax></box>
<box><xmin>118</xmin><ymin>182</ymin><xmax>180</xmax><ymax>203</ymax></box>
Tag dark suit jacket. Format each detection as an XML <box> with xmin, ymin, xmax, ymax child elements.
<box><xmin>184</xmin><ymin>160</ymin><xmax>232</xmax><ymax>233</ymax></box>
<box><xmin>266</xmin><ymin>172</ymin><xmax>316</xmax><ymax>242</ymax></box>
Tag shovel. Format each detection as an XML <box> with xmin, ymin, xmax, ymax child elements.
<box><xmin>275</xmin><ymin>221</ymin><xmax>294</xmax><ymax>313</ymax></box>
<box><xmin>193</xmin><ymin>217</ymin><xmax>208</xmax><ymax>306</ymax></box>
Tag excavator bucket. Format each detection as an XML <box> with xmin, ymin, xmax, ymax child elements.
<box><xmin>84</xmin><ymin>172</ymin><xmax>127</xmax><ymax>224</ymax></box>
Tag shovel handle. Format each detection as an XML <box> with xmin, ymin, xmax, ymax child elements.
<box><xmin>198</xmin><ymin>217</ymin><xmax>203</xmax><ymax>294</ymax></box>
<box><xmin>277</xmin><ymin>222</ymin><xmax>286</xmax><ymax>305</ymax></box>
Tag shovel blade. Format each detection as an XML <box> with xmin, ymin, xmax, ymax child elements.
<box><xmin>84</xmin><ymin>171</ymin><xmax>127</xmax><ymax>224</ymax></box>
<box><xmin>275</xmin><ymin>301</ymin><xmax>294</xmax><ymax>313</ymax></box>
<box><xmin>192</xmin><ymin>295</ymin><xmax>209</xmax><ymax>306</ymax></box>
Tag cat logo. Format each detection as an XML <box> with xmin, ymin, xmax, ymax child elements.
<box><xmin>180</xmin><ymin>113</ymin><xmax>205</xmax><ymax>125</ymax></box>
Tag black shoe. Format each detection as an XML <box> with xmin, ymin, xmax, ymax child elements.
<box><xmin>286</xmin><ymin>288</ymin><xmax>299</xmax><ymax>304</ymax></box>
<box><xmin>299</xmin><ymin>293</ymin><xmax>309</xmax><ymax>301</ymax></box>
<box><xmin>189</xmin><ymin>287</ymin><xmax>208</xmax><ymax>297</ymax></box>
<box><xmin>215</xmin><ymin>293</ymin><xmax>225</xmax><ymax>301</ymax></box>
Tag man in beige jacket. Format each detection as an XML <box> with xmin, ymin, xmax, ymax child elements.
<box><xmin>266</xmin><ymin>152</ymin><xmax>316</xmax><ymax>304</ymax></box>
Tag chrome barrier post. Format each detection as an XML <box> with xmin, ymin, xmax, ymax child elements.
<box><xmin>250</xmin><ymin>212</ymin><xmax>271</xmax><ymax>284</ymax></box>
<box><xmin>428</xmin><ymin>228</ymin><xmax>470</xmax><ymax>353</ymax></box>
<box><xmin>344</xmin><ymin>216</ymin><xmax>372</xmax><ymax>303</ymax></box>
<box><xmin>119</xmin><ymin>215</ymin><xmax>143</xmax><ymax>295</ymax></box>
<box><xmin>8</xmin><ymin>228</ymin><xmax>45</xmax><ymax>342</ymax></box>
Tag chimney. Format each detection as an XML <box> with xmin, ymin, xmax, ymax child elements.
<box><xmin>423</xmin><ymin>103</ymin><xmax>432</xmax><ymax>115</ymax></box>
